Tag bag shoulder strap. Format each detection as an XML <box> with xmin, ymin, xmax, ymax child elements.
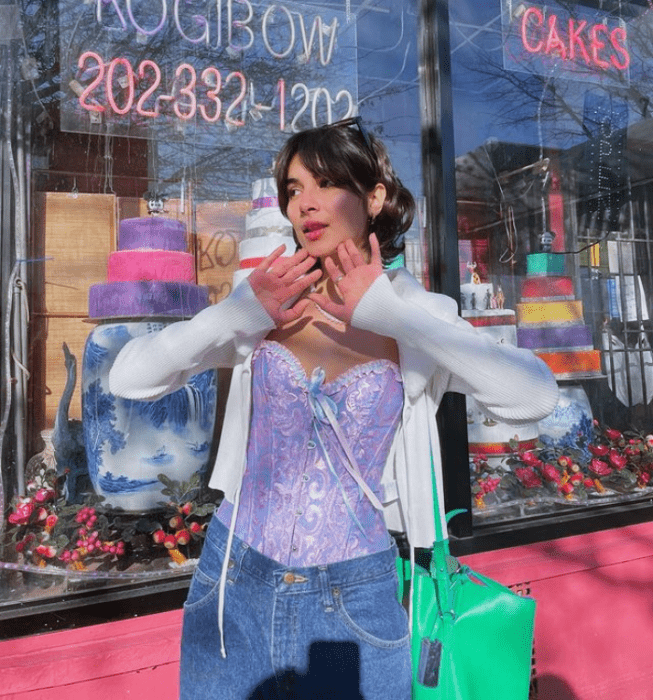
<box><xmin>427</xmin><ymin>448</ymin><xmax>468</xmax><ymax>619</ymax></box>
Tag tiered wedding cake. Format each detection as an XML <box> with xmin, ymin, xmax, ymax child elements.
<box><xmin>233</xmin><ymin>178</ymin><xmax>296</xmax><ymax>287</ymax></box>
<box><xmin>82</xmin><ymin>212</ymin><xmax>217</xmax><ymax>512</ymax></box>
<box><xmin>461</xmin><ymin>268</ymin><xmax>539</xmax><ymax>458</ymax></box>
<box><xmin>516</xmin><ymin>253</ymin><xmax>602</xmax><ymax>379</ymax></box>
<box><xmin>89</xmin><ymin>216</ymin><xmax>209</xmax><ymax>319</ymax></box>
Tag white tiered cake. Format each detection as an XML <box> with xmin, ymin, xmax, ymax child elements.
<box><xmin>233</xmin><ymin>178</ymin><xmax>296</xmax><ymax>287</ymax></box>
<box><xmin>461</xmin><ymin>270</ymin><xmax>539</xmax><ymax>459</ymax></box>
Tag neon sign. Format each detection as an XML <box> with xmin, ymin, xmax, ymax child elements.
<box><xmin>520</xmin><ymin>7</ymin><xmax>629</xmax><ymax>71</ymax></box>
<box><xmin>73</xmin><ymin>51</ymin><xmax>355</xmax><ymax>131</ymax></box>
<box><xmin>59</xmin><ymin>0</ymin><xmax>358</xmax><ymax>148</ymax></box>
<box><xmin>502</xmin><ymin>2</ymin><xmax>631</xmax><ymax>85</ymax></box>
<box><xmin>94</xmin><ymin>0</ymin><xmax>340</xmax><ymax>63</ymax></box>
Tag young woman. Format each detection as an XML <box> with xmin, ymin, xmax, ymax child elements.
<box><xmin>109</xmin><ymin>120</ymin><xmax>558</xmax><ymax>699</ymax></box>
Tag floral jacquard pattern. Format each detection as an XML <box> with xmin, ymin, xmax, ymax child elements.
<box><xmin>217</xmin><ymin>340</ymin><xmax>403</xmax><ymax>566</ymax></box>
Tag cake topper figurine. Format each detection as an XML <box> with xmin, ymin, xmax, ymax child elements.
<box><xmin>466</xmin><ymin>261</ymin><xmax>482</xmax><ymax>284</ymax></box>
<box><xmin>143</xmin><ymin>188</ymin><xmax>168</xmax><ymax>216</ymax></box>
<box><xmin>540</xmin><ymin>229</ymin><xmax>556</xmax><ymax>253</ymax></box>
<box><xmin>495</xmin><ymin>285</ymin><xmax>505</xmax><ymax>309</ymax></box>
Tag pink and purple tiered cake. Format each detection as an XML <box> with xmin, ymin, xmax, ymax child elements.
<box><xmin>89</xmin><ymin>216</ymin><xmax>209</xmax><ymax>319</ymax></box>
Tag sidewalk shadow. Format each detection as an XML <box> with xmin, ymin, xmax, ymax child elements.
<box><xmin>535</xmin><ymin>673</ymin><xmax>580</xmax><ymax>700</ymax></box>
<box><xmin>248</xmin><ymin>641</ymin><xmax>363</xmax><ymax>700</ymax></box>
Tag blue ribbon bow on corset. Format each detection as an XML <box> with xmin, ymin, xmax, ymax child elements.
<box><xmin>307</xmin><ymin>367</ymin><xmax>339</xmax><ymax>425</ymax></box>
<box><xmin>307</xmin><ymin>367</ymin><xmax>381</xmax><ymax>537</ymax></box>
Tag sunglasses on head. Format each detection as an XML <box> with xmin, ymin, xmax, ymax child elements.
<box><xmin>320</xmin><ymin>116</ymin><xmax>374</xmax><ymax>157</ymax></box>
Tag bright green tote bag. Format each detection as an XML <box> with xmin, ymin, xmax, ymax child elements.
<box><xmin>398</xmin><ymin>465</ymin><xmax>536</xmax><ymax>700</ymax></box>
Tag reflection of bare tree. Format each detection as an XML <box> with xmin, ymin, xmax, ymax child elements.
<box><xmin>450</xmin><ymin>3</ymin><xmax>653</xmax><ymax>236</ymax></box>
<box><xmin>452</xmin><ymin>2</ymin><xmax>653</xmax><ymax>139</ymax></box>
<box><xmin>21</xmin><ymin>0</ymin><xmax>421</xmax><ymax>194</ymax></box>
<box><xmin>453</xmin><ymin>4</ymin><xmax>653</xmax><ymax>429</ymax></box>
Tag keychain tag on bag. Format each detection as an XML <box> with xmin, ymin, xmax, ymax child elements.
<box><xmin>417</xmin><ymin>638</ymin><xmax>442</xmax><ymax>687</ymax></box>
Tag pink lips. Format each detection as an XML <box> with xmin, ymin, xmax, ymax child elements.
<box><xmin>303</xmin><ymin>221</ymin><xmax>325</xmax><ymax>241</ymax></box>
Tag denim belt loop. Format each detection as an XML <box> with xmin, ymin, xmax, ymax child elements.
<box><xmin>225</xmin><ymin>540</ymin><xmax>247</xmax><ymax>584</ymax></box>
<box><xmin>317</xmin><ymin>565</ymin><xmax>335</xmax><ymax>613</ymax></box>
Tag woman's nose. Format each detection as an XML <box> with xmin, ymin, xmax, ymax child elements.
<box><xmin>298</xmin><ymin>187</ymin><xmax>318</xmax><ymax>213</ymax></box>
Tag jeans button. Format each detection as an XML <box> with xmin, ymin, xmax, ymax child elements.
<box><xmin>283</xmin><ymin>572</ymin><xmax>296</xmax><ymax>584</ymax></box>
<box><xmin>228</xmin><ymin>559</ymin><xmax>235</xmax><ymax>569</ymax></box>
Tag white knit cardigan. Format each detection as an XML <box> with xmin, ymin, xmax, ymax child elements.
<box><xmin>109</xmin><ymin>268</ymin><xmax>559</xmax><ymax>549</ymax></box>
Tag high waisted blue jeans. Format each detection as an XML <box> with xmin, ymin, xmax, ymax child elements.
<box><xmin>180</xmin><ymin>515</ymin><xmax>411</xmax><ymax>699</ymax></box>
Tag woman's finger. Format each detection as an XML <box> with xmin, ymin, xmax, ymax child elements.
<box><xmin>284</xmin><ymin>268</ymin><xmax>322</xmax><ymax>299</ymax></box>
<box><xmin>279</xmin><ymin>251</ymin><xmax>316</xmax><ymax>281</ymax></box>
<box><xmin>256</xmin><ymin>244</ymin><xmax>290</xmax><ymax>273</ymax></box>
<box><xmin>324</xmin><ymin>255</ymin><xmax>344</xmax><ymax>283</ymax></box>
<box><xmin>268</xmin><ymin>247</ymin><xmax>308</xmax><ymax>277</ymax></box>
<box><xmin>369</xmin><ymin>233</ymin><xmax>382</xmax><ymax>267</ymax></box>
<box><xmin>344</xmin><ymin>238</ymin><xmax>365</xmax><ymax>268</ymax></box>
<box><xmin>279</xmin><ymin>296</ymin><xmax>312</xmax><ymax>324</ymax></box>
<box><xmin>307</xmin><ymin>293</ymin><xmax>347</xmax><ymax>322</ymax></box>
<box><xmin>338</xmin><ymin>242</ymin><xmax>356</xmax><ymax>275</ymax></box>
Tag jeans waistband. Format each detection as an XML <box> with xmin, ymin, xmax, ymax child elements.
<box><xmin>206</xmin><ymin>514</ymin><xmax>398</xmax><ymax>592</ymax></box>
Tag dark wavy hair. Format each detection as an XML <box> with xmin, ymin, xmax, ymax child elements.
<box><xmin>274</xmin><ymin>122</ymin><xmax>415</xmax><ymax>266</ymax></box>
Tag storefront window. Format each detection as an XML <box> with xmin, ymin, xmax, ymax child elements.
<box><xmin>451</xmin><ymin>0</ymin><xmax>653</xmax><ymax>523</ymax></box>
<box><xmin>0</xmin><ymin>0</ymin><xmax>423</xmax><ymax>613</ymax></box>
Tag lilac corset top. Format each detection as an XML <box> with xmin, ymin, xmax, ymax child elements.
<box><xmin>217</xmin><ymin>340</ymin><xmax>403</xmax><ymax>567</ymax></box>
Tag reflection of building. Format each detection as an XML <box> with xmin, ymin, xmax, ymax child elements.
<box><xmin>451</xmin><ymin>3</ymin><xmax>653</xmax><ymax>692</ymax></box>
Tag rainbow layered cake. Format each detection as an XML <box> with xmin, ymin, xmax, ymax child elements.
<box><xmin>516</xmin><ymin>253</ymin><xmax>602</xmax><ymax>379</ymax></box>
<box><xmin>233</xmin><ymin>178</ymin><xmax>295</xmax><ymax>287</ymax></box>
<box><xmin>89</xmin><ymin>216</ymin><xmax>209</xmax><ymax>319</ymax></box>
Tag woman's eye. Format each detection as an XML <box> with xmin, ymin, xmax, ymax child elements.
<box><xmin>287</xmin><ymin>187</ymin><xmax>300</xmax><ymax>198</ymax></box>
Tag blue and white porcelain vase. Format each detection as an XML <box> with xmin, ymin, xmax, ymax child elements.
<box><xmin>538</xmin><ymin>384</ymin><xmax>593</xmax><ymax>452</ymax></box>
<box><xmin>81</xmin><ymin>322</ymin><xmax>217</xmax><ymax>512</ymax></box>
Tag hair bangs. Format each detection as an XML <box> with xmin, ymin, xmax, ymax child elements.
<box><xmin>294</xmin><ymin>131</ymin><xmax>370</xmax><ymax>194</ymax></box>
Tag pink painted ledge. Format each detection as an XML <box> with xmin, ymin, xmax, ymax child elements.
<box><xmin>0</xmin><ymin>608</ymin><xmax>183</xmax><ymax>698</ymax></box>
<box><xmin>459</xmin><ymin>520</ymin><xmax>653</xmax><ymax>586</ymax></box>
<box><xmin>2</xmin><ymin>522</ymin><xmax>653</xmax><ymax>699</ymax></box>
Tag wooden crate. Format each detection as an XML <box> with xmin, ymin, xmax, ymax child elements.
<box><xmin>195</xmin><ymin>201</ymin><xmax>246</xmax><ymax>303</ymax></box>
<box><xmin>40</xmin><ymin>192</ymin><xmax>115</xmax><ymax>315</ymax></box>
<box><xmin>29</xmin><ymin>193</ymin><xmax>115</xmax><ymax>445</ymax></box>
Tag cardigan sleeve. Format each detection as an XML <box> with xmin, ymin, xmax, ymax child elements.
<box><xmin>108</xmin><ymin>279</ymin><xmax>275</xmax><ymax>401</ymax></box>
<box><xmin>351</xmin><ymin>272</ymin><xmax>559</xmax><ymax>424</ymax></box>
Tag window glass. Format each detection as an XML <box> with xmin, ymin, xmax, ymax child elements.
<box><xmin>0</xmin><ymin>0</ymin><xmax>423</xmax><ymax>610</ymax></box>
<box><xmin>451</xmin><ymin>0</ymin><xmax>653</xmax><ymax>522</ymax></box>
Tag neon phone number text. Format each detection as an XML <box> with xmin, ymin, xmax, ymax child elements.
<box><xmin>75</xmin><ymin>51</ymin><xmax>355</xmax><ymax>131</ymax></box>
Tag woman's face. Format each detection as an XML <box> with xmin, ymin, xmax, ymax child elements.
<box><xmin>284</xmin><ymin>154</ymin><xmax>384</xmax><ymax>260</ymax></box>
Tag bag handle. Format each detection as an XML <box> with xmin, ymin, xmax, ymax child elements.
<box><xmin>427</xmin><ymin>445</ymin><xmax>467</xmax><ymax>621</ymax></box>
